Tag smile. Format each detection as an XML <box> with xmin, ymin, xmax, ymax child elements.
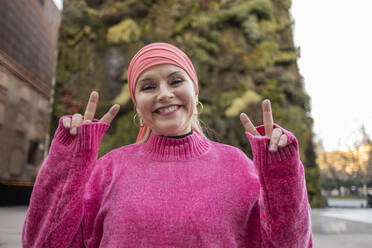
<box><xmin>154</xmin><ymin>105</ymin><xmax>181</xmax><ymax>116</ymax></box>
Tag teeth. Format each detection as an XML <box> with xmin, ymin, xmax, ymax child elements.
<box><xmin>158</xmin><ymin>106</ymin><xmax>178</xmax><ymax>113</ymax></box>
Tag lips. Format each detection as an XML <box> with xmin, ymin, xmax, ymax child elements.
<box><xmin>154</xmin><ymin>105</ymin><xmax>181</xmax><ymax>115</ymax></box>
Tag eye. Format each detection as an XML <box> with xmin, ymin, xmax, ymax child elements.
<box><xmin>171</xmin><ymin>78</ymin><xmax>183</xmax><ymax>85</ymax></box>
<box><xmin>141</xmin><ymin>83</ymin><xmax>156</xmax><ymax>91</ymax></box>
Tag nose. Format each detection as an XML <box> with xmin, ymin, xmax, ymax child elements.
<box><xmin>157</xmin><ymin>83</ymin><xmax>174</xmax><ymax>102</ymax></box>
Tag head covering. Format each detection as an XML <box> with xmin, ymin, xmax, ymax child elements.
<box><xmin>127</xmin><ymin>42</ymin><xmax>199</xmax><ymax>142</ymax></box>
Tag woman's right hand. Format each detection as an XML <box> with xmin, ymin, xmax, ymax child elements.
<box><xmin>62</xmin><ymin>91</ymin><xmax>120</xmax><ymax>135</ymax></box>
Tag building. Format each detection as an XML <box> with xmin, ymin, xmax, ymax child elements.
<box><xmin>0</xmin><ymin>0</ymin><xmax>61</xmax><ymax>193</ymax></box>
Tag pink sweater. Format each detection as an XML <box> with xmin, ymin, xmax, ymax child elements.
<box><xmin>22</xmin><ymin>116</ymin><xmax>312</xmax><ymax>247</ymax></box>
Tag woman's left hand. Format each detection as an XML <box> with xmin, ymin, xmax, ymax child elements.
<box><xmin>240</xmin><ymin>99</ymin><xmax>288</xmax><ymax>152</ymax></box>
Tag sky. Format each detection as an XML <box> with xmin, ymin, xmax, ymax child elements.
<box><xmin>53</xmin><ymin>0</ymin><xmax>63</xmax><ymax>10</ymax></box>
<box><xmin>290</xmin><ymin>0</ymin><xmax>372</xmax><ymax>151</ymax></box>
<box><xmin>52</xmin><ymin>0</ymin><xmax>372</xmax><ymax>152</ymax></box>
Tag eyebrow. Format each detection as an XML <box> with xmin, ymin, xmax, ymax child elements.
<box><xmin>138</xmin><ymin>70</ymin><xmax>183</xmax><ymax>83</ymax></box>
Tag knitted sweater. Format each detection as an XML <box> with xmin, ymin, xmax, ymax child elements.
<box><xmin>22</xmin><ymin>116</ymin><xmax>312</xmax><ymax>248</ymax></box>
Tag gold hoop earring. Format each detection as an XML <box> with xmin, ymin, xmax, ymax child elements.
<box><xmin>133</xmin><ymin>113</ymin><xmax>144</xmax><ymax>128</ymax></box>
<box><xmin>196</xmin><ymin>101</ymin><xmax>203</xmax><ymax>116</ymax></box>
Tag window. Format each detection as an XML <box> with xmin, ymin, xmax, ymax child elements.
<box><xmin>27</xmin><ymin>140</ymin><xmax>39</xmax><ymax>166</ymax></box>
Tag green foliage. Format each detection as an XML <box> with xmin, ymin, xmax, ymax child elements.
<box><xmin>272</xmin><ymin>0</ymin><xmax>292</xmax><ymax>10</ymax></box>
<box><xmin>245</xmin><ymin>41</ymin><xmax>279</xmax><ymax>70</ymax></box>
<box><xmin>99</xmin><ymin>112</ymin><xmax>138</xmax><ymax>157</ymax></box>
<box><xmin>280</xmin><ymin>106</ymin><xmax>310</xmax><ymax>157</ymax></box>
<box><xmin>215</xmin><ymin>0</ymin><xmax>273</xmax><ymax>24</ymax></box>
<box><xmin>172</xmin><ymin>0</ymin><xmax>199</xmax><ymax>34</ymax></box>
<box><xmin>107</xmin><ymin>19</ymin><xmax>141</xmax><ymax>44</ymax></box>
<box><xmin>306</xmin><ymin>167</ymin><xmax>325</xmax><ymax>208</ymax></box>
<box><xmin>274</xmin><ymin>50</ymin><xmax>298</xmax><ymax>64</ymax></box>
<box><xmin>261</xmin><ymin>79</ymin><xmax>286</xmax><ymax>108</ymax></box>
<box><xmin>244</xmin><ymin>41</ymin><xmax>298</xmax><ymax>70</ymax></box>
<box><xmin>225</xmin><ymin>90</ymin><xmax>261</xmax><ymax>117</ymax></box>
<box><xmin>242</xmin><ymin>15</ymin><xmax>262</xmax><ymax>42</ymax></box>
<box><xmin>178</xmin><ymin>33</ymin><xmax>219</xmax><ymax>64</ymax></box>
<box><xmin>113</xmin><ymin>84</ymin><xmax>131</xmax><ymax>105</ymax></box>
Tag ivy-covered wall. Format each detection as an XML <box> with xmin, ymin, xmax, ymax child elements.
<box><xmin>52</xmin><ymin>0</ymin><xmax>323</xmax><ymax>207</ymax></box>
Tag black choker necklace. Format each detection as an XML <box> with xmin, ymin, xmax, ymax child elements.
<box><xmin>165</xmin><ymin>130</ymin><xmax>193</xmax><ymax>139</ymax></box>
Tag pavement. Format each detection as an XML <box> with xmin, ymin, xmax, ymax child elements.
<box><xmin>311</xmin><ymin>208</ymin><xmax>372</xmax><ymax>247</ymax></box>
<box><xmin>0</xmin><ymin>206</ymin><xmax>27</xmax><ymax>248</ymax></box>
<box><xmin>1</xmin><ymin>200</ymin><xmax>372</xmax><ymax>247</ymax></box>
<box><xmin>326</xmin><ymin>198</ymin><xmax>367</xmax><ymax>208</ymax></box>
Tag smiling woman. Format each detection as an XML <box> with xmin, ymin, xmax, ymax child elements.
<box><xmin>135</xmin><ymin>64</ymin><xmax>198</xmax><ymax>138</ymax></box>
<box><xmin>127</xmin><ymin>43</ymin><xmax>204</xmax><ymax>143</ymax></box>
<box><xmin>23</xmin><ymin>42</ymin><xmax>312</xmax><ymax>248</ymax></box>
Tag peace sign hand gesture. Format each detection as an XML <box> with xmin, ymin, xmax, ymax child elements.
<box><xmin>62</xmin><ymin>91</ymin><xmax>120</xmax><ymax>136</ymax></box>
<box><xmin>240</xmin><ymin>99</ymin><xmax>288</xmax><ymax>152</ymax></box>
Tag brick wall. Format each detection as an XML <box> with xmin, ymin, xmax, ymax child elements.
<box><xmin>0</xmin><ymin>0</ymin><xmax>61</xmax><ymax>87</ymax></box>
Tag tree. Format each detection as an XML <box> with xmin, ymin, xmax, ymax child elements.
<box><xmin>317</xmin><ymin>125</ymin><xmax>372</xmax><ymax>195</ymax></box>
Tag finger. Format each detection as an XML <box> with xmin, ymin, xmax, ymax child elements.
<box><xmin>269</xmin><ymin>128</ymin><xmax>282</xmax><ymax>152</ymax></box>
<box><xmin>262</xmin><ymin>99</ymin><xmax>274</xmax><ymax>137</ymax></box>
<box><xmin>63</xmin><ymin>117</ymin><xmax>71</xmax><ymax>128</ymax></box>
<box><xmin>100</xmin><ymin>104</ymin><xmax>120</xmax><ymax>124</ymax></box>
<box><xmin>83</xmin><ymin>91</ymin><xmax>99</xmax><ymax>122</ymax></box>
<box><xmin>240</xmin><ymin>113</ymin><xmax>260</xmax><ymax>136</ymax></box>
<box><xmin>278</xmin><ymin>134</ymin><xmax>288</xmax><ymax>148</ymax></box>
<box><xmin>70</xmin><ymin>113</ymin><xmax>83</xmax><ymax>135</ymax></box>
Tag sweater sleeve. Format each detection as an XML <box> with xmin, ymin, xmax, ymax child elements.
<box><xmin>245</xmin><ymin>123</ymin><xmax>313</xmax><ymax>248</ymax></box>
<box><xmin>22</xmin><ymin>115</ymin><xmax>109</xmax><ymax>248</ymax></box>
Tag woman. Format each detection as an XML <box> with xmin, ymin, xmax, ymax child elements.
<box><xmin>23</xmin><ymin>43</ymin><xmax>312</xmax><ymax>247</ymax></box>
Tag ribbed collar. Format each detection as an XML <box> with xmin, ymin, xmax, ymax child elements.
<box><xmin>141</xmin><ymin>132</ymin><xmax>211</xmax><ymax>161</ymax></box>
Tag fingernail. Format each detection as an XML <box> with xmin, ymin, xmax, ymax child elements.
<box><xmin>269</xmin><ymin>143</ymin><xmax>276</xmax><ymax>152</ymax></box>
<box><xmin>278</xmin><ymin>139</ymin><xmax>284</xmax><ymax>147</ymax></box>
<box><xmin>70</xmin><ymin>127</ymin><xmax>77</xmax><ymax>135</ymax></box>
<box><xmin>63</xmin><ymin>119</ymin><xmax>69</xmax><ymax>128</ymax></box>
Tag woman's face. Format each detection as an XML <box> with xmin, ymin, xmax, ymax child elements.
<box><xmin>134</xmin><ymin>64</ymin><xmax>197</xmax><ymax>136</ymax></box>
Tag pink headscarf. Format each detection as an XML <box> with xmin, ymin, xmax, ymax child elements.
<box><xmin>127</xmin><ymin>42</ymin><xmax>199</xmax><ymax>142</ymax></box>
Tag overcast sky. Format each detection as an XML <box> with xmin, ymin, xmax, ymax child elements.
<box><xmin>53</xmin><ymin>0</ymin><xmax>62</xmax><ymax>9</ymax></box>
<box><xmin>53</xmin><ymin>0</ymin><xmax>372</xmax><ymax>151</ymax></box>
<box><xmin>290</xmin><ymin>0</ymin><xmax>372</xmax><ymax>151</ymax></box>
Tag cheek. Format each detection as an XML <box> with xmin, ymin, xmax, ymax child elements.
<box><xmin>185</xmin><ymin>96</ymin><xmax>197</xmax><ymax>118</ymax></box>
<box><xmin>135</xmin><ymin>96</ymin><xmax>152</xmax><ymax>118</ymax></box>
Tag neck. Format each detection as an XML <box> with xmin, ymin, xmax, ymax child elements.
<box><xmin>164</xmin><ymin>130</ymin><xmax>193</xmax><ymax>139</ymax></box>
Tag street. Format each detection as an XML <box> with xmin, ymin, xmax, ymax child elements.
<box><xmin>1</xmin><ymin>204</ymin><xmax>372</xmax><ymax>247</ymax></box>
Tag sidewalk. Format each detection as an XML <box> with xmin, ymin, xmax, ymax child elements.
<box><xmin>0</xmin><ymin>206</ymin><xmax>27</xmax><ymax>248</ymax></box>
<box><xmin>312</xmin><ymin>208</ymin><xmax>372</xmax><ymax>247</ymax></box>
<box><xmin>1</xmin><ymin>206</ymin><xmax>372</xmax><ymax>247</ymax></box>
<box><xmin>314</xmin><ymin>233</ymin><xmax>372</xmax><ymax>248</ymax></box>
